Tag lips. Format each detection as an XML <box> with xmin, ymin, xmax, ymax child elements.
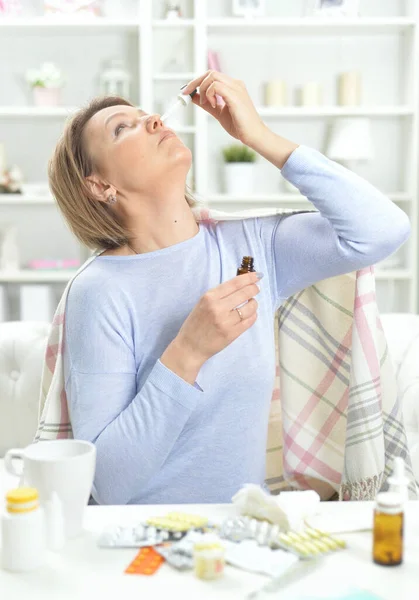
<box><xmin>159</xmin><ymin>131</ymin><xmax>176</xmax><ymax>145</ymax></box>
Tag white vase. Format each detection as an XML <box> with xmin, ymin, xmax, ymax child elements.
<box><xmin>264</xmin><ymin>81</ymin><xmax>287</xmax><ymax>107</ymax></box>
<box><xmin>224</xmin><ymin>163</ymin><xmax>255</xmax><ymax>195</ymax></box>
<box><xmin>0</xmin><ymin>225</ymin><xmax>19</xmax><ymax>271</ymax></box>
<box><xmin>33</xmin><ymin>87</ymin><xmax>61</xmax><ymax>107</ymax></box>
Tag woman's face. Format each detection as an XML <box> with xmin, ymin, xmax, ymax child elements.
<box><xmin>84</xmin><ymin>105</ymin><xmax>192</xmax><ymax>196</ymax></box>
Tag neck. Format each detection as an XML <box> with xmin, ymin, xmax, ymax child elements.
<box><xmin>119</xmin><ymin>186</ymin><xmax>199</xmax><ymax>254</ymax></box>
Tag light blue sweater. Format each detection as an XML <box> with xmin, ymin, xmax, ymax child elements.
<box><xmin>64</xmin><ymin>146</ymin><xmax>410</xmax><ymax>505</ymax></box>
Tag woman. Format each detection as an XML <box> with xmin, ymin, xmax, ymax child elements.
<box><xmin>50</xmin><ymin>71</ymin><xmax>410</xmax><ymax>505</ymax></box>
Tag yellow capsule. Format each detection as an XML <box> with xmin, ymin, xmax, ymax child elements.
<box><xmin>278</xmin><ymin>533</ymin><xmax>292</xmax><ymax>546</ymax></box>
<box><xmin>293</xmin><ymin>541</ymin><xmax>312</xmax><ymax>556</ymax></box>
<box><xmin>309</xmin><ymin>527</ymin><xmax>346</xmax><ymax>549</ymax></box>
<box><xmin>299</xmin><ymin>533</ymin><xmax>329</xmax><ymax>553</ymax></box>
<box><xmin>278</xmin><ymin>534</ymin><xmax>311</xmax><ymax>557</ymax></box>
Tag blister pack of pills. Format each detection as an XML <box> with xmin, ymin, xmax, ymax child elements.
<box><xmin>98</xmin><ymin>512</ymin><xmax>212</xmax><ymax>549</ymax></box>
<box><xmin>146</xmin><ymin>512</ymin><xmax>209</xmax><ymax>532</ymax></box>
<box><xmin>153</xmin><ymin>531</ymin><xmax>204</xmax><ymax>570</ymax></box>
<box><xmin>98</xmin><ymin>524</ymin><xmax>168</xmax><ymax>548</ymax></box>
<box><xmin>220</xmin><ymin>517</ymin><xmax>346</xmax><ymax>559</ymax></box>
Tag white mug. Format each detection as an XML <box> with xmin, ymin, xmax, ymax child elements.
<box><xmin>4</xmin><ymin>440</ymin><xmax>96</xmax><ymax>538</ymax></box>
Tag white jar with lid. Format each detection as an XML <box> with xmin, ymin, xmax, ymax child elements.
<box><xmin>1</xmin><ymin>487</ymin><xmax>47</xmax><ymax>572</ymax></box>
<box><xmin>193</xmin><ymin>533</ymin><xmax>225</xmax><ymax>580</ymax></box>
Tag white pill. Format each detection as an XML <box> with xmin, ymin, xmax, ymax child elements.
<box><xmin>134</xmin><ymin>525</ymin><xmax>145</xmax><ymax>539</ymax></box>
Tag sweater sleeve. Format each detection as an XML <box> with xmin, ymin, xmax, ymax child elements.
<box><xmin>258</xmin><ymin>146</ymin><xmax>411</xmax><ymax>307</ymax></box>
<box><xmin>64</xmin><ymin>280</ymin><xmax>202</xmax><ymax>505</ymax></box>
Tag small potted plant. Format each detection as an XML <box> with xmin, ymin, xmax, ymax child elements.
<box><xmin>25</xmin><ymin>62</ymin><xmax>65</xmax><ymax>107</ymax></box>
<box><xmin>222</xmin><ymin>144</ymin><xmax>257</xmax><ymax>195</ymax></box>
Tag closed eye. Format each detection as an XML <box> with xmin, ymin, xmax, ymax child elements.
<box><xmin>115</xmin><ymin>123</ymin><xmax>129</xmax><ymax>136</ymax></box>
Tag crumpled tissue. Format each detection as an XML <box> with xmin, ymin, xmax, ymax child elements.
<box><xmin>232</xmin><ymin>484</ymin><xmax>321</xmax><ymax>531</ymax></box>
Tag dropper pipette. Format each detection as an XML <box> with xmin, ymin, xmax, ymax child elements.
<box><xmin>161</xmin><ymin>85</ymin><xmax>198</xmax><ymax>123</ymax></box>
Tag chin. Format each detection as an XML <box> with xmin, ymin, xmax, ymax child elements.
<box><xmin>172</xmin><ymin>144</ymin><xmax>192</xmax><ymax>167</ymax></box>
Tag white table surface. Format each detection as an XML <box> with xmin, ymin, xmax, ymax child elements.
<box><xmin>0</xmin><ymin>499</ymin><xmax>418</xmax><ymax>600</ymax></box>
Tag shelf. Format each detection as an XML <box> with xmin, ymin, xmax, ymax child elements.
<box><xmin>388</xmin><ymin>193</ymin><xmax>412</xmax><ymax>203</ymax></box>
<box><xmin>0</xmin><ymin>190</ymin><xmax>409</xmax><ymax>207</ymax></box>
<box><xmin>4</xmin><ymin>105</ymin><xmax>410</xmax><ymax>120</ymax></box>
<box><xmin>206</xmin><ymin>194</ymin><xmax>309</xmax><ymax>204</ymax></box>
<box><xmin>153</xmin><ymin>73</ymin><xmax>196</xmax><ymax>81</ymax></box>
<box><xmin>0</xmin><ymin>17</ymin><xmax>138</xmax><ymax>31</ymax></box>
<box><xmin>0</xmin><ymin>194</ymin><xmax>54</xmax><ymax>205</ymax></box>
<box><xmin>207</xmin><ymin>17</ymin><xmax>415</xmax><ymax>35</ymax></box>
<box><xmin>0</xmin><ymin>106</ymin><xmax>77</xmax><ymax>118</ymax></box>
<box><xmin>1</xmin><ymin>17</ymin><xmax>413</xmax><ymax>34</ymax></box>
<box><xmin>0</xmin><ymin>267</ymin><xmax>411</xmax><ymax>284</ymax></box>
<box><xmin>375</xmin><ymin>269</ymin><xmax>412</xmax><ymax>280</ymax></box>
<box><xmin>0</xmin><ymin>270</ymin><xmax>77</xmax><ymax>283</ymax></box>
<box><xmin>205</xmin><ymin>192</ymin><xmax>411</xmax><ymax>204</ymax></box>
<box><xmin>257</xmin><ymin>106</ymin><xmax>414</xmax><ymax>118</ymax></box>
<box><xmin>0</xmin><ymin>107</ymin><xmax>196</xmax><ymax>124</ymax></box>
<box><xmin>152</xmin><ymin>19</ymin><xmax>195</xmax><ymax>28</ymax></box>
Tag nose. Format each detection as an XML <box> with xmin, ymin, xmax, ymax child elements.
<box><xmin>146</xmin><ymin>113</ymin><xmax>164</xmax><ymax>134</ymax></box>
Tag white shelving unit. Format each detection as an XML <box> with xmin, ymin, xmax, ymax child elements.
<box><xmin>0</xmin><ymin>17</ymin><xmax>137</xmax><ymax>30</ymax></box>
<box><xmin>206</xmin><ymin>17</ymin><xmax>415</xmax><ymax>33</ymax></box>
<box><xmin>0</xmin><ymin>270</ymin><xmax>77</xmax><ymax>284</ymax></box>
<box><xmin>257</xmin><ymin>106</ymin><xmax>415</xmax><ymax>117</ymax></box>
<box><xmin>0</xmin><ymin>106</ymin><xmax>79</xmax><ymax>117</ymax></box>
<box><xmin>0</xmin><ymin>0</ymin><xmax>418</xmax><ymax>315</ymax></box>
<box><xmin>205</xmin><ymin>192</ymin><xmax>412</xmax><ymax>205</ymax></box>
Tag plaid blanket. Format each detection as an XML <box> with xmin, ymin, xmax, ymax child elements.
<box><xmin>35</xmin><ymin>206</ymin><xmax>418</xmax><ymax>500</ymax></box>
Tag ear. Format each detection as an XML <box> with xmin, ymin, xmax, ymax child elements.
<box><xmin>86</xmin><ymin>175</ymin><xmax>116</xmax><ymax>204</ymax></box>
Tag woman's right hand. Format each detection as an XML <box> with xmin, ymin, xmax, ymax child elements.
<box><xmin>161</xmin><ymin>272</ymin><xmax>261</xmax><ymax>384</ymax></box>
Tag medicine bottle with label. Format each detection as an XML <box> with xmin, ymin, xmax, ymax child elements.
<box><xmin>373</xmin><ymin>492</ymin><xmax>403</xmax><ymax>566</ymax></box>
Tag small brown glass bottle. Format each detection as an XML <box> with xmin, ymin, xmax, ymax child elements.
<box><xmin>237</xmin><ymin>256</ymin><xmax>255</xmax><ymax>276</ymax></box>
<box><xmin>373</xmin><ymin>492</ymin><xmax>404</xmax><ymax>566</ymax></box>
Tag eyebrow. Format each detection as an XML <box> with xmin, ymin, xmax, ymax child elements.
<box><xmin>104</xmin><ymin>108</ymin><xmax>145</xmax><ymax>128</ymax></box>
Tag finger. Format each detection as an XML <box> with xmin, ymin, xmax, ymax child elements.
<box><xmin>212</xmin><ymin>272</ymin><xmax>260</xmax><ymax>300</ymax></box>
<box><xmin>205</xmin><ymin>81</ymin><xmax>240</xmax><ymax>109</ymax></box>
<box><xmin>191</xmin><ymin>92</ymin><xmax>220</xmax><ymax>117</ymax></box>
<box><xmin>223</xmin><ymin>283</ymin><xmax>260</xmax><ymax>312</ymax></box>
<box><xmin>234</xmin><ymin>308</ymin><xmax>258</xmax><ymax>332</ymax></box>
<box><xmin>203</xmin><ymin>82</ymin><xmax>219</xmax><ymax>108</ymax></box>
<box><xmin>183</xmin><ymin>70</ymin><xmax>238</xmax><ymax>98</ymax></box>
<box><xmin>230</xmin><ymin>298</ymin><xmax>258</xmax><ymax>324</ymax></box>
<box><xmin>198</xmin><ymin>72</ymin><xmax>237</xmax><ymax>106</ymax></box>
<box><xmin>182</xmin><ymin>71</ymin><xmax>212</xmax><ymax>95</ymax></box>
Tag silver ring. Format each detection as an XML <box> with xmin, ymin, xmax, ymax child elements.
<box><xmin>236</xmin><ymin>307</ymin><xmax>244</xmax><ymax>321</ymax></box>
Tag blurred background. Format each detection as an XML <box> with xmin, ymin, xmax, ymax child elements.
<box><xmin>0</xmin><ymin>0</ymin><xmax>417</xmax><ymax>320</ymax></box>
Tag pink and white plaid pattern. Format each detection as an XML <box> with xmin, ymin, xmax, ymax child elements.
<box><xmin>35</xmin><ymin>206</ymin><xmax>418</xmax><ymax>500</ymax></box>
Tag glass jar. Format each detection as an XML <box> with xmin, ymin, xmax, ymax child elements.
<box><xmin>373</xmin><ymin>492</ymin><xmax>403</xmax><ymax>566</ymax></box>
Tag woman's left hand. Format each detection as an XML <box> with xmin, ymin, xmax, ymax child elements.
<box><xmin>183</xmin><ymin>71</ymin><xmax>267</xmax><ymax>148</ymax></box>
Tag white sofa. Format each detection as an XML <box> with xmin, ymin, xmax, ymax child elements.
<box><xmin>0</xmin><ymin>322</ymin><xmax>50</xmax><ymax>499</ymax></box>
<box><xmin>0</xmin><ymin>316</ymin><xmax>418</xmax><ymax>499</ymax></box>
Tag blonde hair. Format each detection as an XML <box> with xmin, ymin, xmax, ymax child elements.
<box><xmin>48</xmin><ymin>96</ymin><xmax>195</xmax><ymax>251</ymax></box>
